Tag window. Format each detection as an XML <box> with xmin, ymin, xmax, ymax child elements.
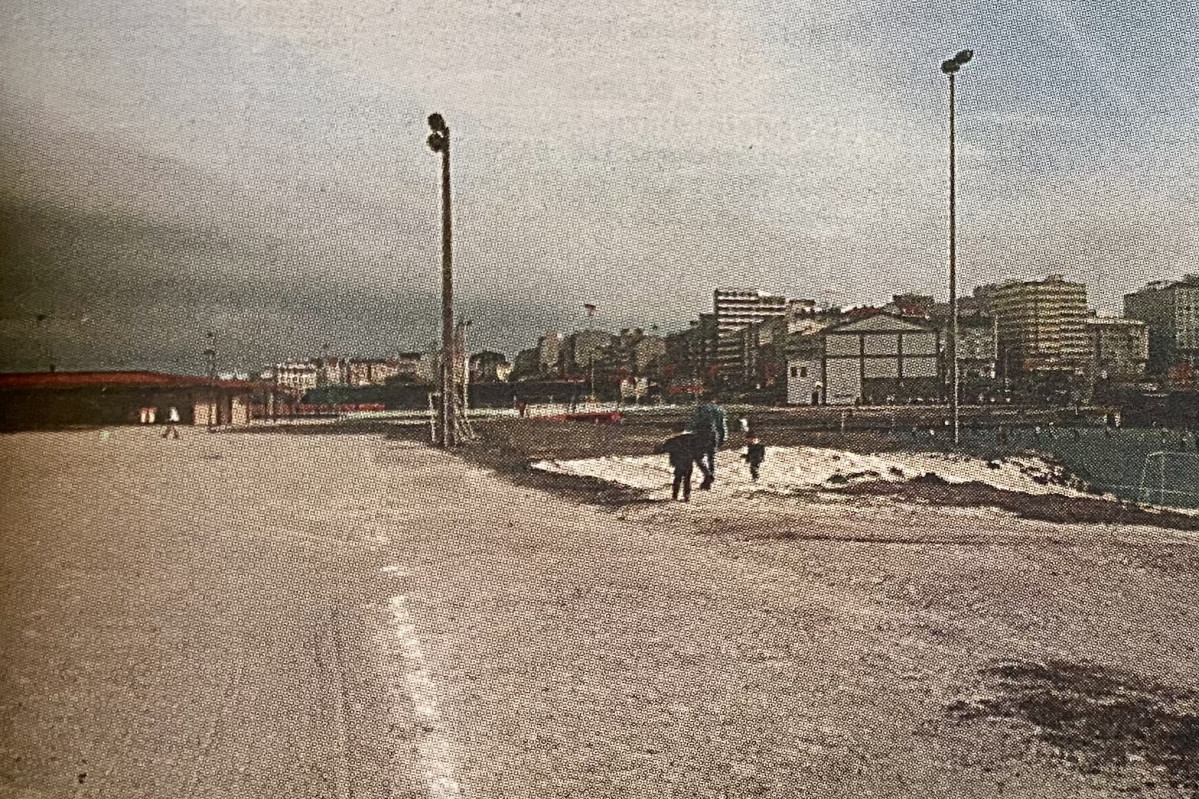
<box><xmin>800</xmin><ymin>366</ymin><xmax>808</xmax><ymax>378</ymax></box>
<box><xmin>790</xmin><ymin>366</ymin><xmax>799</xmax><ymax>378</ymax></box>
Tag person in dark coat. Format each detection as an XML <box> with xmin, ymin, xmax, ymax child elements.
<box><xmin>655</xmin><ymin>431</ymin><xmax>697</xmax><ymax>502</ymax></box>
<box><xmin>743</xmin><ymin>434</ymin><xmax>766</xmax><ymax>482</ymax></box>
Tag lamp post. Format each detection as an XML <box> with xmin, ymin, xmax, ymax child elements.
<box><xmin>204</xmin><ymin>331</ymin><xmax>218</xmax><ymax>379</ymax></box>
<box><xmin>941</xmin><ymin>48</ymin><xmax>973</xmax><ymax>446</ymax></box>
<box><xmin>455</xmin><ymin>319</ymin><xmax>472</xmax><ymax>415</ymax></box>
<box><xmin>427</xmin><ymin>112</ymin><xmax>455</xmax><ymax>448</ymax></box>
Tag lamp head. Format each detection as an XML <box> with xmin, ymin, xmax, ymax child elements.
<box><xmin>954</xmin><ymin>49</ymin><xmax>974</xmax><ymax>65</ymax></box>
<box><xmin>427</xmin><ymin>131</ymin><xmax>447</xmax><ymax>153</ymax></box>
<box><xmin>427</xmin><ymin>112</ymin><xmax>447</xmax><ymax>133</ymax></box>
<box><xmin>941</xmin><ymin>59</ymin><xmax>959</xmax><ymax>74</ymax></box>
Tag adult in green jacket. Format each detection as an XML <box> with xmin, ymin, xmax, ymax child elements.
<box><xmin>686</xmin><ymin>393</ymin><xmax>727</xmax><ymax>489</ymax></box>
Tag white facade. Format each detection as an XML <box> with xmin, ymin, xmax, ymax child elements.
<box><xmin>263</xmin><ymin>362</ymin><xmax>318</xmax><ymax>396</ymax></box>
<box><xmin>821</xmin><ymin>314</ymin><xmax>941</xmax><ymax>405</ymax></box>
<box><xmin>713</xmin><ymin>288</ymin><xmax>787</xmax><ymax>367</ymax></box>
<box><xmin>786</xmin><ymin>358</ymin><xmax>822</xmax><ymax>405</ymax></box>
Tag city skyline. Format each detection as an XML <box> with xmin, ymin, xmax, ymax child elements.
<box><xmin>3</xmin><ymin>0</ymin><xmax>1197</xmax><ymax>372</ymax></box>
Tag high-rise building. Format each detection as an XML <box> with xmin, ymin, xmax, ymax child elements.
<box><xmin>713</xmin><ymin>288</ymin><xmax>787</xmax><ymax>373</ymax></box>
<box><xmin>612</xmin><ymin>328</ymin><xmax>665</xmax><ymax>375</ymax></box>
<box><xmin>536</xmin><ymin>332</ymin><xmax>564</xmax><ymax>376</ymax></box>
<box><xmin>971</xmin><ymin>283</ymin><xmax>1004</xmax><ymax>318</ymax></box>
<box><xmin>1123</xmin><ymin>275</ymin><xmax>1199</xmax><ymax>370</ymax></box>
<box><xmin>564</xmin><ymin>330</ymin><xmax>615</xmax><ymax>375</ymax></box>
<box><xmin>1085</xmin><ymin>316</ymin><xmax>1149</xmax><ymax>382</ymax></box>
<box><xmin>989</xmin><ymin>275</ymin><xmax>1088</xmax><ymax>376</ymax></box>
<box><xmin>663</xmin><ymin>314</ymin><xmax>718</xmax><ymax>391</ymax></box>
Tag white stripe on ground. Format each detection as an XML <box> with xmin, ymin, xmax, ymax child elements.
<box><xmin>381</xmin><ymin>592</ymin><xmax>464</xmax><ymax>799</ymax></box>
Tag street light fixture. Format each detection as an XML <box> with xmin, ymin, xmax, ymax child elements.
<box><xmin>427</xmin><ymin>112</ymin><xmax>455</xmax><ymax>447</ymax></box>
<box><xmin>941</xmin><ymin>48</ymin><xmax>973</xmax><ymax>446</ymax></box>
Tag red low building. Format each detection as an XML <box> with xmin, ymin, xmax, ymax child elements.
<box><xmin>0</xmin><ymin>371</ymin><xmax>271</xmax><ymax>431</ymax></box>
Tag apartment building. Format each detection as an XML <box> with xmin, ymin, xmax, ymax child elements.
<box><xmin>1123</xmin><ymin>275</ymin><xmax>1199</xmax><ymax>369</ymax></box>
<box><xmin>536</xmin><ymin>332</ymin><xmax>564</xmax><ymax>376</ymax></box>
<box><xmin>989</xmin><ymin>275</ymin><xmax>1089</xmax><ymax>375</ymax></box>
<box><xmin>346</xmin><ymin>358</ymin><xmax>404</xmax><ymax>387</ymax></box>
<box><xmin>564</xmin><ymin>330</ymin><xmax>615</xmax><ymax>375</ymax></box>
<box><xmin>261</xmin><ymin>362</ymin><xmax>318</xmax><ymax>397</ymax></box>
<box><xmin>713</xmin><ymin>288</ymin><xmax>787</xmax><ymax>374</ymax></box>
<box><xmin>663</xmin><ymin>314</ymin><xmax>718</xmax><ymax>390</ymax></box>
<box><xmin>1086</xmin><ymin>316</ymin><xmax>1149</xmax><ymax>382</ymax></box>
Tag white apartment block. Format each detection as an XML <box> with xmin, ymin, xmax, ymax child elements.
<box><xmin>262</xmin><ymin>362</ymin><xmax>318</xmax><ymax>396</ymax></box>
<box><xmin>714</xmin><ymin>288</ymin><xmax>787</xmax><ymax>367</ymax></box>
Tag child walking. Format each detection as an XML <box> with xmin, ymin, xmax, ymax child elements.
<box><xmin>655</xmin><ymin>431</ymin><xmax>696</xmax><ymax>502</ymax></box>
<box><xmin>743</xmin><ymin>434</ymin><xmax>765</xmax><ymax>482</ymax></box>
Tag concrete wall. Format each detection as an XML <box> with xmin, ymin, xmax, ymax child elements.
<box><xmin>825</xmin><ymin>359</ymin><xmax>861</xmax><ymax>405</ymax></box>
<box><xmin>786</xmin><ymin>359</ymin><xmax>822</xmax><ymax>405</ymax></box>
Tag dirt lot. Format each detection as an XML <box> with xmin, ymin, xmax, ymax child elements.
<box><xmin>3</xmin><ymin>425</ymin><xmax>1196</xmax><ymax>797</ymax></box>
<box><xmin>447</xmin><ymin>416</ymin><xmax>1199</xmax><ymax>795</ymax></box>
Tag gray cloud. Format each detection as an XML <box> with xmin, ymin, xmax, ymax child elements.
<box><xmin>2</xmin><ymin>0</ymin><xmax>1197</xmax><ymax>373</ymax></box>
<box><xmin>0</xmin><ymin>196</ymin><xmax>570</xmax><ymax>371</ymax></box>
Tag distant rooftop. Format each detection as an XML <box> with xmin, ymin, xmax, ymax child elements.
<box><xmin>1133</xmin><ymin>275</ymin><xmax>1199</xmax><ymax>293</ymax></box>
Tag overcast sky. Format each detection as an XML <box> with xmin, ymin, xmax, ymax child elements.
<box><xmin>2</xmin><ymin>0</ymin><xmax>1197</xmax><ymax>372</ymax></box>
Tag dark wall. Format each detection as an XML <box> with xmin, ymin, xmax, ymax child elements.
<box><xmin>0</xmin><ymin>388</ymin><xmax>198</xmax><ymax>430</ymax></box>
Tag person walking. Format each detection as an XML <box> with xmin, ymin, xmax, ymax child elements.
<box><xmin>162</xmin><ymin>406</ymin><xmax>182</xmax><ymax>439</ymax></box>
<box><xmin>686</xmin><ymin>392</ymin><xmax>727</xmax><ymax>490</ymax></box>
<box><xmin>655</xmin><ymin>430</ymin><xmax>697</xmax><ymax>502</ymax></box>
<box><xmin>743</xmin><ymin>433</ymin><xmax>766</xmax><ymax>482</ymax></box>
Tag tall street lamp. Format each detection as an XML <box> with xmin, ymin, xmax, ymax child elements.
<box><xmin>204</xmin><ymin>330</ymin><xmax>218</xmax><ymax>379</ymax></box>
<box><xmin>427</xmin><ymin>112</ymin><xmax>456</xmax><ymax>448</ymax></box>
<box><xmin>941</xmin><ymin>48</ymin><xmax>973</xmax><ymax>446</ymax></box>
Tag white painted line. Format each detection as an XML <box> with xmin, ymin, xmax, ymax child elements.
<box><xmin>381</xmin><ymin>593</ymin><xmax>464</xmax><ymax>799</ymax></box>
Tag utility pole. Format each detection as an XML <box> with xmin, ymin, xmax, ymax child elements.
<box><xmin>203</xmin><ymin>330</ymin><xmax>218</xmax><ymax>428</ymax></box>
<box><xmin>427</xmin><ymin>113</ymin><xmax>455</xmax><ymax>447</ymax></box>
<box><xmin>455</xmin><ymin>319</ymin><xmax>472</xmax><ymax>416</ymax></box>
<box><xmin>204</xmin><ymin>331</ymin><xmax>218</xmax><ymax>379</ymax></box>
<box><xmin>584</xmin><ymin>303</ymin><xmax>597</xmax><ymax>403</ymax></box>
<box><xmin>941</xmin><ymin>49</ymin><xmax>973</xmax><ymax>446</ymax></box>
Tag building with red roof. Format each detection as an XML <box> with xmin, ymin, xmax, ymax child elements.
<box><xmin>0</xmin><ymin>371</ymin><xmax>271</xmax><ymax>430</ymax></box>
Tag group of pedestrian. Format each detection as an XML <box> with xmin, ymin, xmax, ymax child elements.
<box><xmin>654</xmin><ymin>393</ymin><xmax>765</xmax><ymax>502</ymax></box>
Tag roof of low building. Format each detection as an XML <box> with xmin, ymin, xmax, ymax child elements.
<box><xmin>0</xmin><ymin>371</ymin><xmax>265</xmax><ymax>391</ymax></box>
<box><xmin>824</xmin><ymin>311</ymin><xmax>936</xmax><ymax>334</ymax></box>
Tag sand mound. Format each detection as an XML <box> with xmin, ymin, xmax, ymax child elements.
<box><xmin>531</xmin><ymin>446</ymin><xmax>1091</xmax><ymax>499</ymax></box>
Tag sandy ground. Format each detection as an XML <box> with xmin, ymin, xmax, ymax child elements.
<box><xmin>2</xmin><ymin>427</ymin><xmax>1198</xmax><ymax>798</ymax></box>
<box><xmin>529</xmin><ymin>446</ymin><xmax>1088</xmax><ymax>497</ymax></box>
